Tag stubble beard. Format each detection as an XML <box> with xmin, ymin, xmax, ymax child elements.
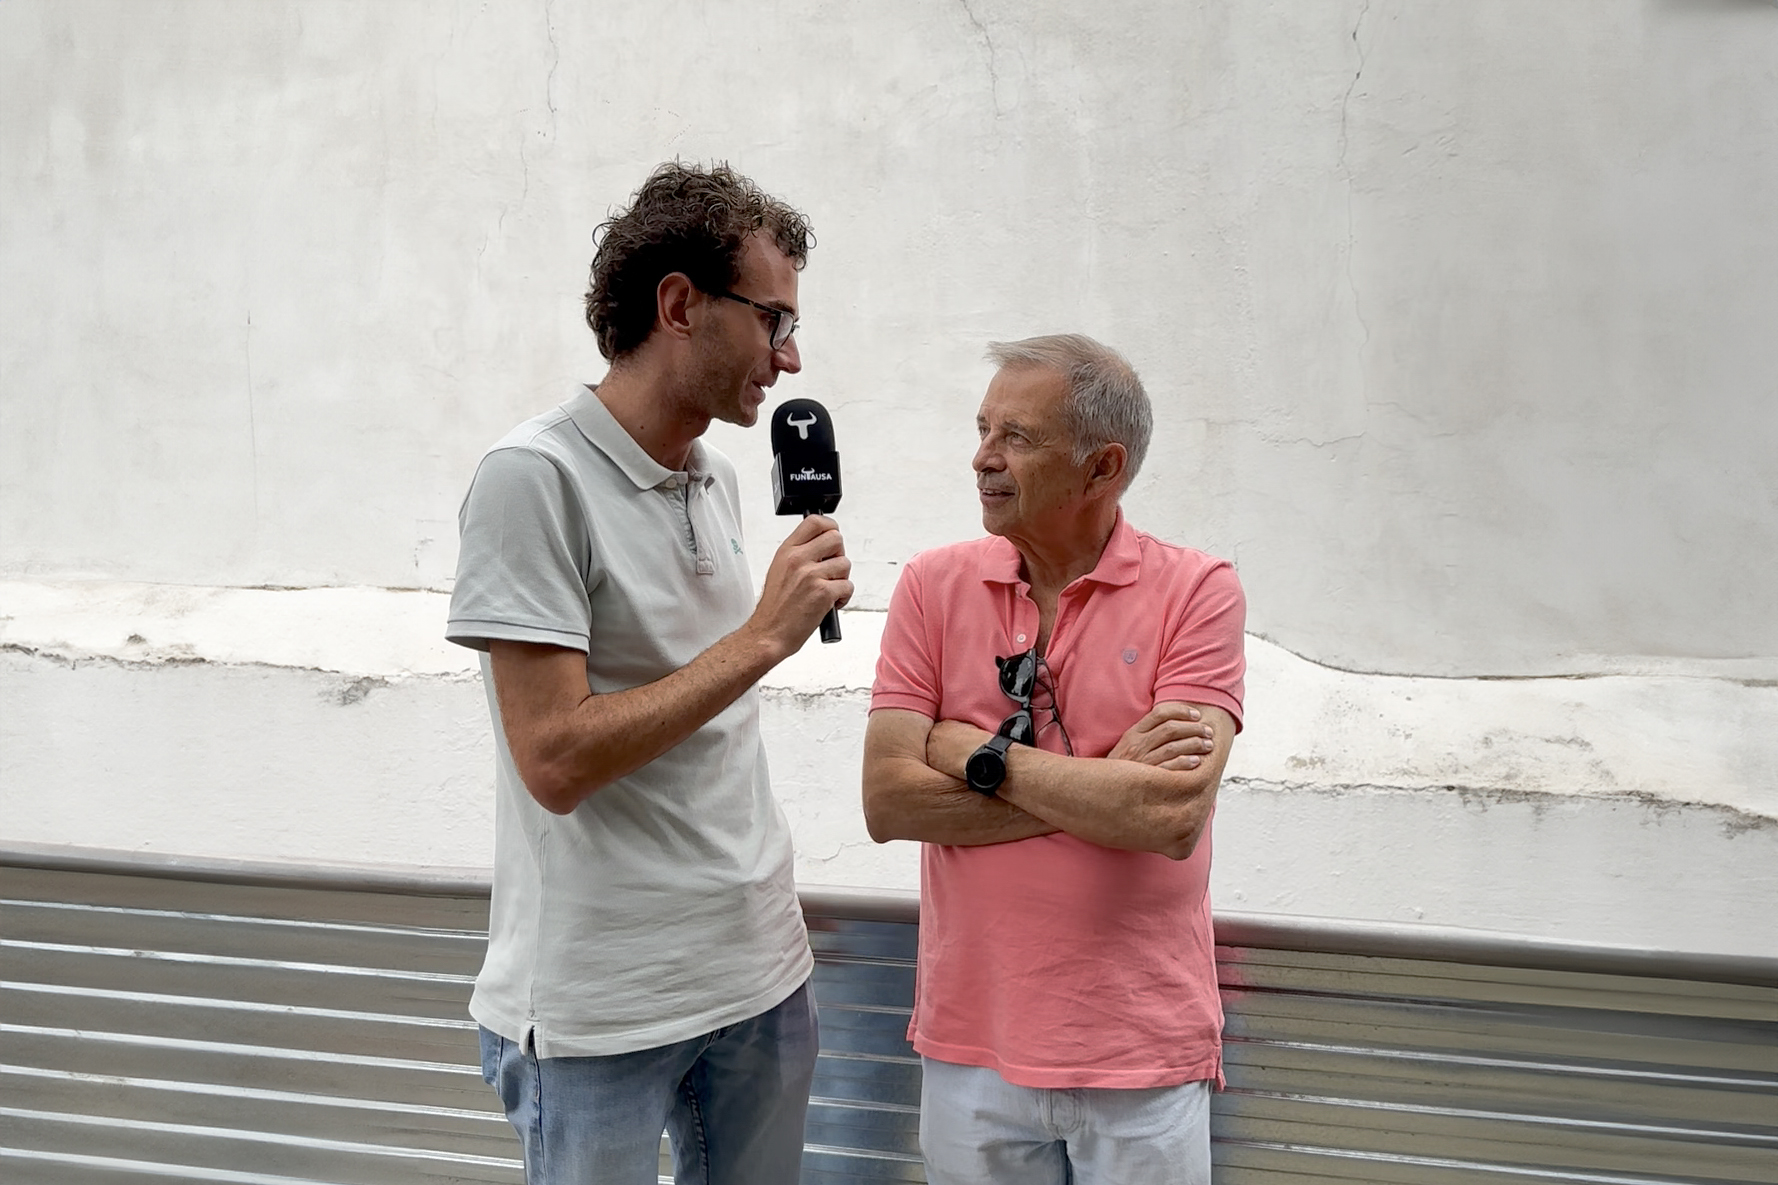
<box><xmin>684</xmin><ymin>330</ymin><xmax>757</xmax><ymax>429</ymax></box>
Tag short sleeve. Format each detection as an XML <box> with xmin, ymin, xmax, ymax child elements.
<box><xmin>1154</xmin><ymin>561</ymin><xmax>1246</xmax><ymax>732</ymax></box>
<box><xmin>446</xmin><ymin>446</ymin><xmax>594</xmax><ymax>653</ymax></box>
<box><xmin>870</xmin><ymin>558</ymin><xmax>941</xmax><ymax>719</ymax></box>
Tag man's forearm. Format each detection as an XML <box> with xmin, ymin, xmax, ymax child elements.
<box><xmin>925</xmin><ymin>717</ymin><xmax>1229</xmax><ymax>860</ymax></box>
<box><xmin>863</xmin><ymin>755</ymin><xmax>1058</xmax><ymax>847</ymax></box>
<box><xmin>495</xmin><ymin>627</ymin><xmax>783</xmax><ymax>814</ymax></box>
<box><xmin>861</xmin><ymin>709</ymin><xmax>1058</xmax><ymax>847</ymax></box>
<box><xmin>997</xmin><ymin>746</ymin><xmax>1218</xmax><ymax>860</ymax></box>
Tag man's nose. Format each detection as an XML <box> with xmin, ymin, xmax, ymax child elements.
<box><xmin>773</xmin><ymin>336</ymin><xmax>802</xmax><ymax>375</ymax></box>
<box><xmin>973</xmin><ymin>437</ymin><xmax>1001</xmax><ymax>473</ymax></box>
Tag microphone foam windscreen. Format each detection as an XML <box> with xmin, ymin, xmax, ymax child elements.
<box><xmin>770</xmin><ymin>398</ymin><xmax>841</xmax><ymax>515</ymax></box>
<box><xmin>771</xmin><ymin>399</ymin><xmax>835</xmax><ymax>454</ymax></box>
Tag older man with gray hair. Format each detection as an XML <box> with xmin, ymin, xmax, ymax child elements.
<box><xmin>863</xmin><ymin>334</ymin><xmax>1246</xmax><ymax>1183</ymax></box>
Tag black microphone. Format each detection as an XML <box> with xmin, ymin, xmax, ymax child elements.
<box><xmin>770</xmin><ymin>398</ymin><xmax>843</xmax><ymax>644</ymax></box>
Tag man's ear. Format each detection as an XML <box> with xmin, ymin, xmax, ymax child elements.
<box><xmin>1084</xmin><ymin>442</ymin><xmax>1128</xmax><ymax>498</ymax></box>
<box><xmin>654</xmin><ymin>273</ymin><xmax>701</xmax><ymax>343</ymax></box>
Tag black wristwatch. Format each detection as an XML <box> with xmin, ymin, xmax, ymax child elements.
<box><xmin>965</xmin><ymin>734</ymin><xmax>1016</xmax><ymax>796</ymax></box>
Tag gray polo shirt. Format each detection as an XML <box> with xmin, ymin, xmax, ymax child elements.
<box><xmin>447</xmin><ymin>385</ymin><xmax>810</xmax><ymax>1057</ymax></box>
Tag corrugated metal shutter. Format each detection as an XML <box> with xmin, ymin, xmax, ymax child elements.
<box><xmin>3</xmin><ymin>848</ymin><xmax>1774</xmax><ymax>1184</ymax></box>
<box><xmin>804</xmin><ymin>891</ymin><xmax>923</xmax><ymax>1182</ymax></box>
<box><xmin>1213</xmin><ymin>917</ymin><xmax>1778</xmax><ymax>1183</ymax></box>
<box><xmin>0</xmin><ymin>855</ymin><xmax>927</xmax><ymax>1185</ymax></box>
<box><xmin>0</xmin><ymin>860</ymin><xmax>518</xmax><ymax>1185</ymax></box>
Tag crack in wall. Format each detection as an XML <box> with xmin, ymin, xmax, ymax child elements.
<box><xmin>760</xmin><ymin>686</ymin><xmax>873</xmax><ymax>705</ymax></box>
<box><xmin>958</xmin><ymin>0</ymin><xmax>1005</xmax><ymax>116</ymax></box>
<box><xmin>1256</xmin><ymin>429</ymin><xmax>1367</xmax><ymax>450</ymax></box>
<box><xmin>331</xmin><ymin>676</ymin><xmax>388</xmax><ymax>706</ymax></box>
<box><xmin>1224</xmin><ymin>777</ymin><xmax>1777</xmax><ymax>835</ymax></box>
<box><xmin>4</xmin><ymin>606</ymin><xmax>1768</xmax><ymax>688</ymax></box>
<box><xmin>796</xmin><ymin>837</ymin><xmax>885</xmax><ymax>866</ymax></box>
<box><xmin>4</xmin><ymin>642</ymin><xmax>211</xmax><ymax>671</ymax></box>
<box><xmin>0</xmin><ymin>643</ymin><xmax>479</xmax><ymax>685</ymax></box>
<box><xmin>1337</xmin><ymin>0</ymin><xmax>1373</xmax><ymax>353</ymax></box>
<box><xmin>542</xmin><ymin>0</ymin><xmax>560</xmax><ymax>136</ymax></box>
<box><xmin>1244</xmin><ymin>629</ymin><xmax>1777</xmax><ymax>686</ymax></box>
<box><xmin>6</xmin><ymin>647</ymin><xmax>1767</xmax><ymax>823</ymax></box>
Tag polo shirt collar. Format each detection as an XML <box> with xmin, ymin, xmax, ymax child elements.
<box><xmin>978</xmin><ymin>509</ymin><xmax>1142</xmax><ymax>589</ymax></box>
<box><xmin>567</xmin><ymin>385</ymin><xmax>714</xmax><ymax>491</ymax></box>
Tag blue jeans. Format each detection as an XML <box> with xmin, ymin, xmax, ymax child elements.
<box><xmin>919</xmin><ymin>1057</ymin><xmax>1213</xmax><ymax>1185</ymax></box>
<box><xmin>479</xmin><ymin>981</ymin><xmax>819</xmax><ymax>1185</ymax></box>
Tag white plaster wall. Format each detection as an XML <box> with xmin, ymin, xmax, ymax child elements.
<box><xmin>5</xmin><ymin>0</ymin><xmax>1775</xmax><ymax>672</ymax></box>
<box><xmin>3</xmin><ymin>2</ymin><xmax>1775</xmax><ymax>955</ymax></box>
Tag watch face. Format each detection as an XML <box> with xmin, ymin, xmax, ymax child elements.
<box><xmin>966</xmin><ymin>747</ymin><xmax>1004</xmax><ymax>793</ymax></box>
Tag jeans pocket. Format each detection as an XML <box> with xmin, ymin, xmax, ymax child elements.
<box><xmin>478</xmin><ymin>1026</ymin><xmax>501</xmax><ymax>1086</ymax></box>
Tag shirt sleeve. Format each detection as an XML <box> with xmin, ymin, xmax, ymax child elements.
<box><xmin>1153</xmin><ymin>560</ymin><xmax>1246</xmax><ymax>732</ymax></box>
<box><xmin>870</xmin><ymin>557</ymin><xmax>941</xmax><ymax>719</ymax></box>
<box><xmin>446</xmin><ymin>446</ymin><xmax>594</xmax><ymax>653</ymax></box>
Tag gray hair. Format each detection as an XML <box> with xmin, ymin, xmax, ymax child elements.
<box><xmin>985</xmin><ymin>334</ymin><xmax>1152</xmax><ymax>490</ymax></box>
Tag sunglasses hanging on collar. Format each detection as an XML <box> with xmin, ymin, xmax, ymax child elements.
<box><xmin>993</xmin><ymin>649</ymin><xmax>1073</xmax><ymax>756</ymax></box>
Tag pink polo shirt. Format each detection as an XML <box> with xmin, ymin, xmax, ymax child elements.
<box><xmin>871</xmin><ymin>512</ymin><xmax>1245</xmax><ymax>1089</ymax></box>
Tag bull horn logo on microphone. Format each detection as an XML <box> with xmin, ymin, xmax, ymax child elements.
<box><xmin>786</xmin><ymin>412</ymin><xmax>817</xmax><ymax>439</ymax></box>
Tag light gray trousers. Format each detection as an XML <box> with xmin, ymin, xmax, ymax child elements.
<box><xmin>919</xmin><ymin>1057</ymin><xmax>1213</xmax><ymax>1185</ymax></box>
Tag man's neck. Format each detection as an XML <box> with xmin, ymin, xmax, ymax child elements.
<box><xmin>592</xmin><ymin>362</ymin><xmax>709</xmax><ymax>472</ymax></box>
<box><xmin>1010</xmin><ymin>505</ymin><xmax>1121</xmax><ymax>602</ymax></box>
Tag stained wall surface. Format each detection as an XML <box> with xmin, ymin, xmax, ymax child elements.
<box><xmin>3</xmin><ymin>1</ymin><xmax>1774</xmax><ymax>955</ymax></box>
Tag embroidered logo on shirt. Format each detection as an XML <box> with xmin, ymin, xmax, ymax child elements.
<box><xmin>731</xmin><ymin>538</ymin><xmax>743</xmax><ymax>554</ymax></box>
<box><xmin>1122</xmin><ymin>648</ymin><xmax>1139</xmax><ymax>665</ymax></box>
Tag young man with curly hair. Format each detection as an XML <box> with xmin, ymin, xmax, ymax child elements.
<box><xmin>447</xmin><ymin>162</ymin><xmax>850</xmax><ymax>1184</ymax></box>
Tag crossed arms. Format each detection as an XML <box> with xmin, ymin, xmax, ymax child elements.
<box><xmin>862</xmin><ymin>701</ymin><xmax>1238</xmax><ymax>862</ymax></box>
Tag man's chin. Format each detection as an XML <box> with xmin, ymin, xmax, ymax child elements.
<box><xmin>732</xmin><ymin>385</ymin><xmax>771</xmax><ymax>428</ymax></box>
<box><xmin>715</xmin><ymin>401</ymin><xmax>761</xmax><ymax>429</ymax></box>
<box><xmin>979</xmin><ymin>495</ymin><xmax>1018</xmax><ymax>535</ymax></box>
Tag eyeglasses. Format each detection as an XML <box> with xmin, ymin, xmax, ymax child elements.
<box><xmin>715</xmin><ymin>290</ymin><xmax>799</xmax><ymax>350</ymax></box>
<box><xmin>994</xmin><ymin>649</ymin><xmax>1073</xmax><ymax>755</ymax></box>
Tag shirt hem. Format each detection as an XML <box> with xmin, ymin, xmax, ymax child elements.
<box><xmin>446</xmin><ymin>620</ymin><xmax>590</xmax><ymax>653</ymax></box>
<box><xmin>471</xmin><ymin>947</ymin><xmax>814</xmax><ymax>1059</ymax></box>
<box><xmin>911</xmin><ymin>1032</ymin><xmax>1223</xmax><ymax>1090</ymax></box>
<box><xmin>869</xmin><ymin>693</ymin><xmax>938</xmax><ymax>717</ymax></box>
<box><xmin>1153</xmin><ymin>683</ymin><xmax>1244</xmax><ymax>732</ymax></box>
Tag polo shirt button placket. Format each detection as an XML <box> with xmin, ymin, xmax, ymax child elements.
<box><xmin>661</xmin><ymin>476</ymin><xmax>704</xmax><ymax>574</ymax></box>
<box><xmin>1013</xmin><ymin>589</ymin><xmax>1038</xmax><ymax>654</ymax></box>
<box><xmin>685</xmin><ymin>476</ymin><xmax>716</xmax><ymax>576</ymax></box>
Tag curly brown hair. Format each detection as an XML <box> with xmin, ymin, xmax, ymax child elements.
<box><xmin>584</xmin><ymin>161</ymin><xmax>814</xmax><ymax>362</ymax></box>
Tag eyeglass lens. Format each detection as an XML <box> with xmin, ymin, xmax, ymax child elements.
<box><xmin>998</xmin><ymin>651</ymin><xmax>1039</xmax><ymax>704</ymax></box>
<box><xmin>769</xmin><ymin>313</ymin><xmax>795</xmax><ymax>350</ymax></box>
<box><xmin>997</xmin><ymin>709</ymin><xmax>1035</xmax><ymax>745</ymax></box>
